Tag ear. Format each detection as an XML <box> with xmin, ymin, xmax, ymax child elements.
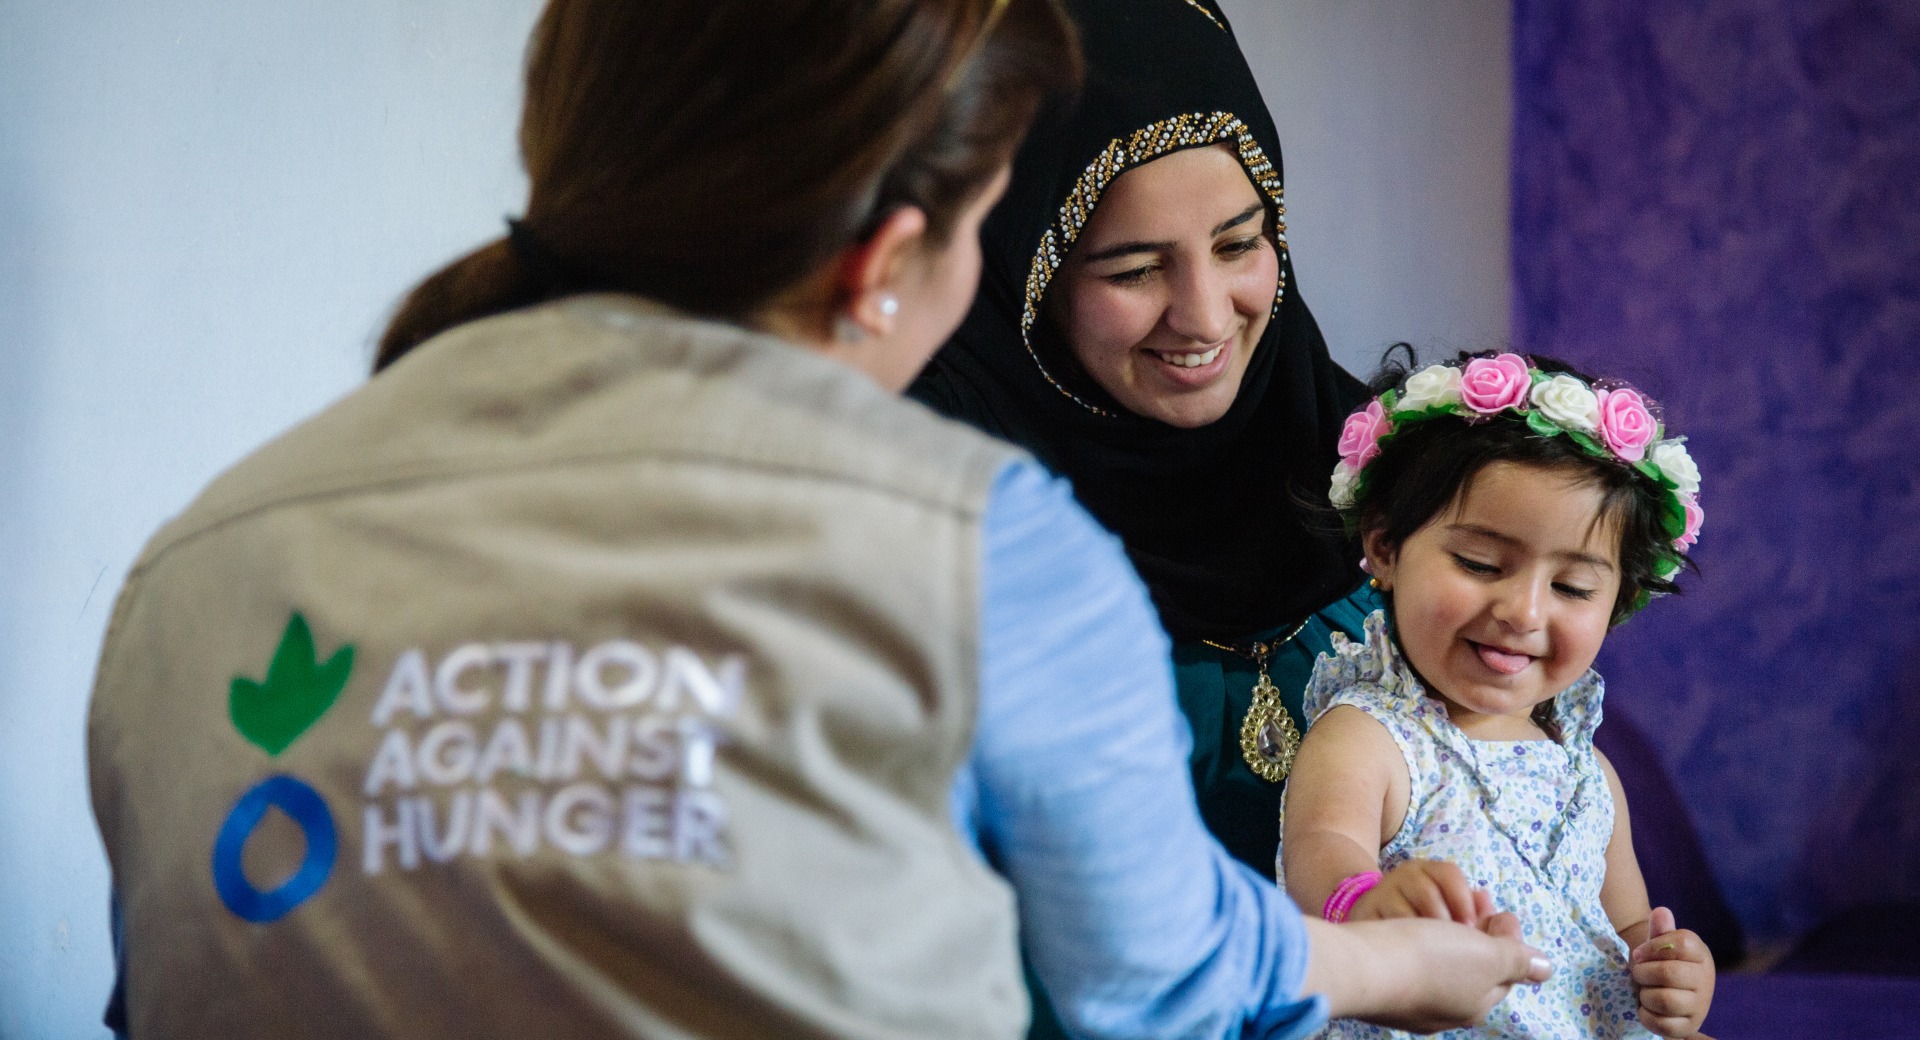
<box><xmin>834</xmin><ymin>206</ymin><xmax>929</xmax><ymax>339</ymax></box>
<box><xmin>1361</xmin><ymin>528</ymin><xmax>1397</xmax><ymax>591</ymax></box>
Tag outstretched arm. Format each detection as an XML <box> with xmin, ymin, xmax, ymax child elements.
<box><xmin>1595</xmin><ymin>751</ymin><xmax>1715</xmax><ymax>1038</ymax></box>
<box><xmin>1303</xmin><ymin>913</ymin><xmax>1551</xmax><ymax>1031</ymax></box>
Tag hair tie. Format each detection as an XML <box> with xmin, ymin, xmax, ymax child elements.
<box><xmin>505</xmin><ymin>216</ymin><xmax>604</xmax><ymax>292</ymax></box>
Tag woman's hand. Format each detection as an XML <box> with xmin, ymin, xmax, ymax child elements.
<box><xmin>1629</xmin><ymin>906</ymin><xmax>1715</xmax><ymax>1038</ymax></box>
<box><xmin>1349</xmin><ymin>858</ymin><xmax>1493</xmax><ymax>925</ymax></box>
<box><xmin>1303</xmin><ymin>912</ymin><xmax>1552</xmax><ymax>1032</ymax></box>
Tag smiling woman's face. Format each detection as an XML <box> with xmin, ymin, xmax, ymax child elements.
<box><xmin>1048</xmin><ymin>143</ymin><xmax>1279</xmax><ymax>428</ymax></box>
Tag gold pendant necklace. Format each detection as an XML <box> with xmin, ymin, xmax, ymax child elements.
<box><xmin>1204</xmin><ymin>618</ymin><xmax>1309</xmax><ymax>783</ymax></box>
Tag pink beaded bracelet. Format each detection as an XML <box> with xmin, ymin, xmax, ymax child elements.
<box><xmin>1322</xmin><ymin>871</ymin><xmax>1383</xmax><ymax>923</ymax></box>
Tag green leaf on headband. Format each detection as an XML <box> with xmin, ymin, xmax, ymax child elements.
<box><xmin>1526</xmin><ymin>410</ymin><xmax>1563</xmax><ymax>439</ymax></box>
<box><xmin>1389</xmin><ymin>404</ymin><xmax>1460</xmax><ymax>424</ymax></box>
<box><xmin>1567</xmin><ymin>430</ymin><xmax>1606</xmax><ymax>457</ymax></box>
<box><xmin>1380</xmin><ymin>389</ymin><xmax>1399</xmax><ymax>413</ymax></box>
<box><xmin>1659</xmin><ymin>495</ymin><xmax>1688</xmax><ymax>540</ymax></box>
<box><xmin>1634</xmin><ymin>460</ymin><xmax>1677</xmax><ymax>489</ymax></box>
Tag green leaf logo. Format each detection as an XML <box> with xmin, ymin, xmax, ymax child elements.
<box><xmin>230</xmin><ymin>613</ymin><xmax>354</xmax><ymax>756</ymax></box>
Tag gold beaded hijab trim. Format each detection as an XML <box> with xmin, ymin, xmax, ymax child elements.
<box><xmin>1020</xmin><ymin>112</ymin><xmax>1288</xmax><ymax>417</ymax></box>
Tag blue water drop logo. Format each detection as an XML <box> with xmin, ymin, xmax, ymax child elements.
<box><xmin>211</xmin><ymin>775</ymin><xmax>337</xmax><ymax>923</ymax></box>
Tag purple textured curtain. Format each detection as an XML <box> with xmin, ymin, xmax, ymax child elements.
<box><xmin>1511</xmin><ymin>0</ymin><xmax>1920</xmax><ymax>943</ymax></box>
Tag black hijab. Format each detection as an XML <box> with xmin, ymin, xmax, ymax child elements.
<box><xmin>911</xmin><ymin>0</ymin><xmax>1366</xmax><ymax>642</ymax></box>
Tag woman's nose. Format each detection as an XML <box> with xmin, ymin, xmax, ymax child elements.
<box><xmin>1163</xmin><ymin>260</ymin><xmax>1235</xmax><ymax>345</ymax></box>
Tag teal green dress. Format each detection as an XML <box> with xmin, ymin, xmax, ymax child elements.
<box><xmin>1173</xmin><ymin>582</ymin><xmax>1382</xmax><ymax>876</ymax></box>
<box><xmin>1022</xmin><ymin>581</ymin><xmax>1380</xmax><ymax>1039</ymax></box>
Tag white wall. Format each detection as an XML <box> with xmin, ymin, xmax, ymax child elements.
<box><xmin>1218</xmin><ymin>0</ymin><xmax>1512</xmax><ymax>377</ymax></box>
<box><xmin>0</xmin><ymin>2</ymin><xmax>1510</xmax><ymax>1035</ymax></box>
<box><xmin>0</xmin><ymin>2</ymin><xmax>540</xmax><ymax>1035</ymax></box>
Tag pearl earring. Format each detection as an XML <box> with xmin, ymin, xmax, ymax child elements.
<box><xmin>835</xmin><ymin>295</ymin><xmax>899</xmax><ymax>343</ymax></box>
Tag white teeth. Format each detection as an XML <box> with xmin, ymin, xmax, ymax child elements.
<box><xmin>1157</xmin><ymin>345</ymin><xmax>1224</xmax><ymax>368</ymax></box>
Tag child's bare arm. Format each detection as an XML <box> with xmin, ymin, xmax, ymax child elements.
<box><xmin>1597</xmin><ymin>750</ymin><xmax>1654</xmax><ymax>940</ymax></box>
<box><xmin>1595</xmin><ymin>750</ymin><xmax>1715</xmax><ymax>1038</ymax></box>
<box><xmin>1281</xmin><ymin>705</ymin><xmax>1406</xmax><ymax>912</ymax></box>
<box><xmin>1284</xmin><ymin>706</ymin><xmax>1486</xmax><ymax>924</ymax></box>
<box><xmin>1285</xmin><ymin>705</ymin><xmax>1486</xmax><ymax>924</ymax></box>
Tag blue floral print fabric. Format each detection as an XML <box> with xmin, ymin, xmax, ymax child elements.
<box><xmin>1281</xmin><ymin>610</ymin><xmax>1657</xmax><ymax>1039</ymax></box>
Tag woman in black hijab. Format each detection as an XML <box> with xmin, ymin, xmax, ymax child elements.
<box><xmin>913</xmin><ymin>0</ymin><xmax>1373</xmax><ymax>877</ymax></box>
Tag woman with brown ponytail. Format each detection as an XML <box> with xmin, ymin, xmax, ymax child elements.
<box><xmin>89</xmin><ymin>2</ymin><xmax>1546</xmax><ymax>1038</ymax></box>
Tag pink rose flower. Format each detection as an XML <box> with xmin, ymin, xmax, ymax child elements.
<box><xmin>1596</xmin><ymin>387</ymin><xmax>1657</xmax><ymax>462</ymax></box>
<box><xmin>1677</xmin><ymin>493</ymin><xmax>1704</xmax><ymax>550</ymax></box>
<box><xmin>1459</xmin><ymin>354</ymin><xmax>1532</xmax><ymax>414</ymax></box>
<box><xmin>1337</xmin><ymin>400</ymin><xmax>1388</xmax><ymax>468</ymax></box>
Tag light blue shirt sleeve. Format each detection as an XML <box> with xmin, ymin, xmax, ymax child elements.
<box><xmin>952</xmin><ymin>458</ymin><xmax>1329</xmax><ymax>1040</ymax></box>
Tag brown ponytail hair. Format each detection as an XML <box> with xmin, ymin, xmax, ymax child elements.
<box><xmin>375</xmin><ymin>0</ymin><xmax>1080</xmax><ymax>372</ymax></box>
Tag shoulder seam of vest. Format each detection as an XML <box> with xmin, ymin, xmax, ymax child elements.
<box><xmin>131</xmin><ymin>444</ymin><xmax>1013</xmax><ymax>582</ymax></box>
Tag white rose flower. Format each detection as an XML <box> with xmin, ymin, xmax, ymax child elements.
<box><xmin>1396</xmin><ymin>364</ymin><xmax>1463</xmax><ymax>412</ymax></box>
<box><xmin>1529</xmin><ymin>374</ymin><xmax>1601</xmax><ymax>433</ymax></box>
<box><xmin>1329</xmin><ymin>461</ymin><xmax>1359</xmax><ymax>510</ymax></box>
<box><xmin>1649</xmin><ymin>439</ymin><xmax>1701</xmax><ymax>496</ymax></box>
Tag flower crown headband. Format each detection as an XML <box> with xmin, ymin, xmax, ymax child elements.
<box><xmin>1330</xmin><ymin>353</ymin><xmax>1703</xmax><ymax>592</ymax></box>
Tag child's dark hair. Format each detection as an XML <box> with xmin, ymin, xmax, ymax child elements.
<box><xmin>1357</xmin><ymin>353</ymin><xmax>1689</xmax><ymax>625</ymax></box>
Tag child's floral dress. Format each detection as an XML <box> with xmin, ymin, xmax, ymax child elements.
<box><xmin>1279</xmin><ymin>610</ymin><xmax>1657</xmax><ymax>1039</ymax></box>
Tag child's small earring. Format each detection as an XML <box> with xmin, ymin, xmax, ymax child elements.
<box><xmin>1368</xmin><ymin>577</ymin><xmax>1381</xmax><ymax>589</ymax></box>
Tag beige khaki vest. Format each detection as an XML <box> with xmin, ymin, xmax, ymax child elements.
<box><xmin>89</xmin><ymin>296</ymin><xmax>1027</xmax><ymax>1039</ymax></box>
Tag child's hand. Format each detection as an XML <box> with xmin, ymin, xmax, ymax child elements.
<box><xmin>1350</xmin><ymin>859</ymin><xmax>1492</xmax><ymax>925</ymax></box>
<box><xmin>1629</xmin><ymin>907</ymin><xmax>1715</xmax><ymax>1038</ymax></box>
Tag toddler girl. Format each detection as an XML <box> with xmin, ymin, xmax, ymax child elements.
<box><xmin>1279</xmin><ymin>353</ymin><xmax>1715</xmax><ymax>1039</ymax></box>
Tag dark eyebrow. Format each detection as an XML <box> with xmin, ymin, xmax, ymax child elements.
<box><xmin>1445</xmin><ymin>523</ymin><xmax>1616</xmax><ymax>572</ymax></box>
<box><xmin>1210</xmin><ymin>202</ymin><xmax>1265</xmax><ymax>236</ymax></box>
<box><xmin>1076</xmin><ymin>203</ymin><xmax>1267</xmax><ymax>265</ymax></box>
<box><xmin>1078</xmin><ymin>239</ymin><xmax>1172</xmax><ymax>264</ymax></box>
